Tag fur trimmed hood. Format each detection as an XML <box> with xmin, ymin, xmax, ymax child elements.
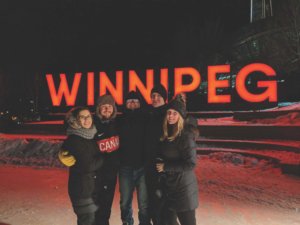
<box><xmin>184</xmin><ymin>115</ymin><xmax>199</xmax><ymax>140</ymax></box>
<box><xmin>95</xmin><ymin>94</ymin><xmax>117</xmax><ymax>121</ymax></box>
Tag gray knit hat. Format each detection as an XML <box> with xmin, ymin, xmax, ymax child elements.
<box><xmin>96</xmin><ymin>94</ymin><xmax>117</xmax><ymax>120</ymax></box>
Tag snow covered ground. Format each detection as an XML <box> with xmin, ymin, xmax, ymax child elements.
<box><xmin>0</xmin><ymin>155</ymin><xmax>299</xmax><ymax>225</ymax></box>
<box><xmin>0</xmin><ymin>137</ymin><xmax>299</xmax><ymax>225</ymax></box>
<box><xmin>198</xmin><ymin>102</ymin><xmax>300</xmax><ymax>126</ymax></box>
<box><xmin>1</xmin><ymin>103</ymin><xmax>300</xmax><ymax>225</ymax></box>
<box><xmin>271</xmin><ymin>102</ymin><xmax>300</xmax><ymax>111</ymax></box>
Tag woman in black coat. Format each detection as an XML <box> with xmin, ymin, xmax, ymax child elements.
<box><xmin>156</xmin><ymin>99</ymin><xmax>199</xmax><ymax>225</ymax></box>
<box><xmin>62</xmin><ymin>107</ymin><xmax>104</xmax><ymax>225</ymax></box>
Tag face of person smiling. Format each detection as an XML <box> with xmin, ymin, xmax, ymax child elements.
<box><xmin>126</xmin><ymin>99</ymin><xmax>140</xmax><ymax>110</ymax></box>
<box><xmin>78</xmin><ymin>109</ymin><xmax>93</xmax><ymax>129</ymax></box>
<box><xmin>99</xmin><ymin>104</ymin><xmax>114</xmax><ymax>119</ymax></box>
<box><xmin>151</xmin><ymin>92</ymin><xmax>165</xmax><ymax>108</ymax></box>
<box><xmin>166</xmin><ymin>109</ymin><xmax>180</xmax><ymax>125</ymax></box>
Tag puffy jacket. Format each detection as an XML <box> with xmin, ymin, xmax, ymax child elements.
<box><xmin>62</xmin><ymin>135</ymin><xmax>103</xmax><ymax>200</ymax></box>
<box><xmin>159</xmin><ymin>127</ymin><xmax>199</xmax><ymax>212</ymax></box>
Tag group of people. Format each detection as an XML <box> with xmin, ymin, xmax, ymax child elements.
<box><xmin>58</xmin><ymin>84</ymin><xmax>199</xmax><ymax>225</ymax></box>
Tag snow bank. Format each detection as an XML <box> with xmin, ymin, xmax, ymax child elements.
<box><xmin>249</xmin><ymin>112</ymin><xmax>300</xmax><ymax>125</ymax></box>
<box><xmin>195</xmin><ymin>155</ymin><xmax>300</xmax><ymax>212</ymax></box>
<box><xmin>0</xmin><ymin>138</ymin><xmax>283</xmax><ymax>171</ymax></box>
<box><xmin>273</xmin><ymin>102</ymin><xmax>300</xmax><ymax>111</ymax></box>
<box><xmin>199</xmin><ymin>109</ymin><xmax>300</xmax><ymax>126</ymax></box>
<box><xmin>0</xmin><ymin>138</ymin><xmax>63</xmax><ymax>167</ymax></box>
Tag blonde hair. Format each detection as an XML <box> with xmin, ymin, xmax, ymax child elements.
<box><xmin>160</xmin><ymin>114</ymin><xmax>184</xmax><ymax>142</ymax></box>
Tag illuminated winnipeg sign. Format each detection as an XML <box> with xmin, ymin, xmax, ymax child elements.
<box><xmin>46</xmin><ymin>63</ymin><xmax>277</xmax><ymax>106</ymax></box>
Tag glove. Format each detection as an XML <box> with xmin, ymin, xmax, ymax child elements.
<box><xmin>58</xmin><ymin>149</ymin><xmax>76</xmax><ymax>167</ymax></box>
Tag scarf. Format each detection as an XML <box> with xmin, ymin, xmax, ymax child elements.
<box><xmin>66</xmin><ymin>124</ymin><xmax>97</xmax><ymax>139</ymax></box>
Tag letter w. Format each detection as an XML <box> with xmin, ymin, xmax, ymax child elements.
<box><xmin>46</xmin><ymin>73</ymin><xmax>81</xmax><ymax>106</ymax></box>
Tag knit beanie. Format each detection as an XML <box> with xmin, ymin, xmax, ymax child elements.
<box><xmin>167</xmin><ymin>98</ymin><xmax>187</xmax><ymax>118</ymax></box>
<box><xmin>96</xmin><ymin>94</ymin><xmax>117</xmax><ymax>119</ymax></box>
<box><xmin>97</xmin><ymin>94</ymin><xmax>115</xmax><ymax>107</ymax></box>
<box><xmin>151</xmin><ymin>84</ymin><xmax>167</xmax><ymax>102</ymax></box>
<box><xmin>125</xmin><ymin>91</ymin><xmax>141</xmax><ymax>102</ymax></box>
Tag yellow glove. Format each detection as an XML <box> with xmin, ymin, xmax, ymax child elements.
<box><xmin>58</xmin><ymin>149</ymin><xmax>76</xmax><ymax>167</ymax></box>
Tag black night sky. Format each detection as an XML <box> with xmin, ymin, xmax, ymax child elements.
<box><xmin>0</xmin><ymin>0</ymin><xmax>248</xmax><ymax>70</ymax></box>
<box><xmin>1</xmin><ymin>0</ymin><xmax>298</xmax><ymax>112</ymax></box>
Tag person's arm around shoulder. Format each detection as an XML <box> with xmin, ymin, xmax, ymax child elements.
<box><xmin>58</xmin><ymin>136</ymin><xmax>76</xmax><ymax>167</ymax></box>
<box><xmin>70</xmin><ymin>136</ymin><xmax>104</xmax><ymax>172</ymax></box>
<box><xmin>58</xmin><ymin>149</ymin><xmax>76</xmax><ymax>167</ymax></box>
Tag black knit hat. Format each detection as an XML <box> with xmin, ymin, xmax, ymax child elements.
<box><xmin>151</xmin><ymin>84</ymin><xmax>167</xmax><ymax>101</ymax></box>
<box><xmin>167</xmin><ymin>98</ymin><xmax>186</xmax><ymax>118</ymax></box>
<box><xmin>125</xmin><ymin>91</ymin><xmax>141</xmax><ymax>102</ymax></box>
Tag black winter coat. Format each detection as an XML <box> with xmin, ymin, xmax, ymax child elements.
<box><xmin>62</xmin><ymin>135</ymin><xmax>104</xmax><ymax>201</ymax></box>
<box><xmin>94</xmin><ymin>116</ymin><xmax>120</xmax><ymax>183</ymax></box>
<box><xmin>94</xmin><ymin>116</ymin><xmax>120</xmax><ymax>176</ymax></box>
<box><xmin>144</xmin><ymin>105</ymin><xmax>167</xmax><ymax>168</ymax></box>
<box><xmin>118</xmin><ymin>108</ymin><xmax>146</xmax><ymax>168</ymax></box>
<box><xmin>159</xmin><ymin>128</ymin><xmax>199</xmax><ymax>212</ymax></box>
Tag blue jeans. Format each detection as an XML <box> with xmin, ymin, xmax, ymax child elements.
<box><xmin>119</xmin><ymin>166</ymin><xmax>150</xmax><ymax>225</ymax></box>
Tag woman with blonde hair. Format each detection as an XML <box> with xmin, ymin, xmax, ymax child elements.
<box><xmin>156</xmin><ymin>99</ymin><xmax>199</xmax><ymax>225</ymax></box>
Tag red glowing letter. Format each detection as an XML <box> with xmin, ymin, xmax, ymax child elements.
<box><xmin>46</xmin><ymin>73</ymin><xmax>81</xmax><ymax>106</ymax></box>
<box><xmin>87</xmin><ymin>72</ymin><xmax>94</xmax><ymax>106</ymax></box>
<box><xmin>236</xmin><ymin>63</ymin><xmax>277</xmax><ymax>102</ymax></box>
<box><xmin>160</xmin><ymin>68</ymin><xmax>169</xmax><ymax>93</ymax></box>
<box><xmin>99</xmin><ymin>71</ymin><xmax>123</xmax><ymax>105</ymax></box>
<box><xmin>174</xmin><ymin>67</ymin><xmax>201</xmax><ymax>96</ymax></box>
<box><xmin>208</xmin><ymin>65</ymin><xmax>231</xmax><ymax>103</ymax></box>
<box><xmin>129</xmin><ymin>69</ymin><xmax>154</xmax><ymax>104</ymax></box>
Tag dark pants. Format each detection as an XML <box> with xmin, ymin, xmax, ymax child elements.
<box><xmin>72</xmin><ymin>198</ymin><xmax>98</xmax><ymax>225</ymax></box>
<box><xmin>77</xmin><ymin>212</ymin><xmax>96</xmax><ymax>225</ymax></box>
<box><xmin>119</xmin><ymin>166</ymin><xmax>150</xmax><ymax>225</ymax></box>
<box><xmin>145</xmin><ymin>169</ymin><xmax>178</xmax><ymax>225</ymax></box>
<box><xmin>94</xmin><ymin>165</ymin><xmax>118</xmax><ymax>225</ymax></box>
<box><xmin>165</xmin><ymin>210</ymin><xmax>196</xmax><ymax>225</ymax></box>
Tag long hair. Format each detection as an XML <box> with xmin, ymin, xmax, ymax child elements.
<box><xmin>160</xmin><ymin>114</ymin><xmax>184</xmax><ymax>142</ymax></box>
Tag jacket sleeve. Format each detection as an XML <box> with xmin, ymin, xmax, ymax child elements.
<box><xmin>163</xmin><ymin>132</ymin><xmax>197</xmax><ymax>172</ymax></box>
<box><xmin>63</xmin><ymin>137</ymin><xmax>104</xmax><ymax>173</ymax></box>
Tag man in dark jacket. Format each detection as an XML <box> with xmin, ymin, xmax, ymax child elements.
<box><xmin>144</xmin><ymin>84</ymin><xmax>177</xmax><ymax>225</ymax></box>
<box><xmin>94</xmin><ymin>94</ymin><xmax>120</xmax><ymax>225</ymax></box>
<box><xmin>118</xmin><ymin>91</ymin><xmax>151</xmax><ymax>225</ymax></box>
